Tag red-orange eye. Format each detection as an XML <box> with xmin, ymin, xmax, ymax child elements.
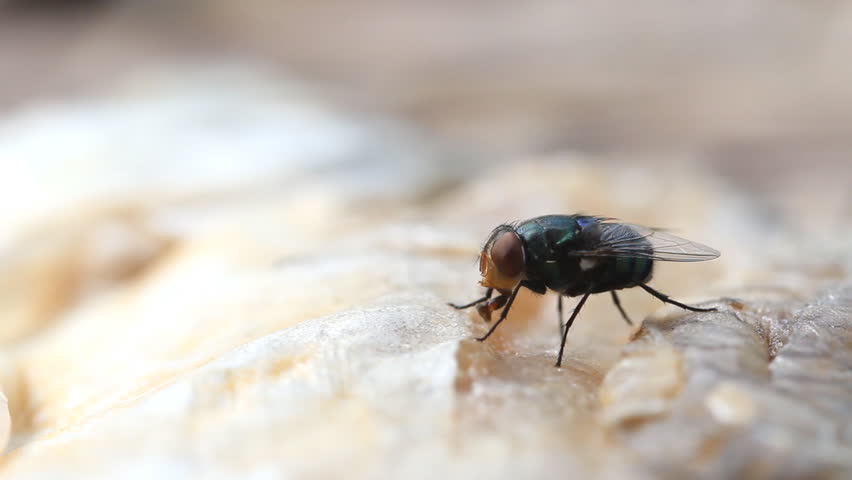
<box><xmin>490</xmin><ymin>231</ymin><xmax>524</xmax><ymax>277</ymax></box>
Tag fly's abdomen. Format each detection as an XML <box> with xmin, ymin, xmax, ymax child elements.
<box><xmin>578</xmin><ymin>256</ymin><xmax>652</xmax><ymax>294</ymax></box>
<box><xmin>615</xmin><ymin>256</ymin><xmax>654</xmax><ymax>285</ymax></box>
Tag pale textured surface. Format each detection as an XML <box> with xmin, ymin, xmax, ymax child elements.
<box><xmin>0</xmin><ymin>69</ymin><xmax>850</xmax><ymax>479</ymax></box>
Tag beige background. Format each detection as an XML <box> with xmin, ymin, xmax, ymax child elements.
<box><xmin>0</xmin><ymin>2</ymin><xmax>850</xmax><ymax>479</ymax></box>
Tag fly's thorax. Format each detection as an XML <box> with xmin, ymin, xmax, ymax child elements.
<box><xmin>479</xmin><ymin>229</ymin><xmax>525</xmax><ymax>293</ymax></box>
<box><xmin>525</xmin><ymin>255</ymin><xmax>582</xmax><ymax>292</ymax></box>
<box><xmin>512</xmin><ymin>215</ymin><xmax>587</xmax><ymax>291</ymax></box>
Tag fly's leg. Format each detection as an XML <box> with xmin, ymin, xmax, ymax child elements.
<box><xmin>610</xmin><ymin>291</ymin><xmax>633</xmax><ymax>325</ymax></box>
<box><xmin>448</xmin><ymin>288</ymin><xmax>493</xmax><ymax>309</ymax></box>
<box><xmin>555</xmin><ymin>292</ymin><xmax>591</xmax><ymax>367</ymax></box>
<box><xmin>557</xmin><ymin>295</ymin><xmax>565</xmax><ymax>337</ymax></box>
<box><xmin>475</xmin><ymin>282</ymin><xmax>528</xmax><ymax>342</ymax></box>
<box><xmin>477</xmin><ymin>294</ymin><xmax>508</xmax><ymax>322</ymax></box>
<box><xmin>639</xmin><ymin>284</ymin><xmax>717</xmax><ymax>312</ymax></box>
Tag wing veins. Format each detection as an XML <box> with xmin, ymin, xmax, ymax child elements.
<box><xmin>573</xmin><ymin>221</ymin><xmax>719</xmax><ymax>262</ymax></box>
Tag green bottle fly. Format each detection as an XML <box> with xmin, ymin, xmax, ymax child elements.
<box><xmin>450</xmin><ymin>215</ymin><xmax>720</xmax><ymax>367</ymax></box>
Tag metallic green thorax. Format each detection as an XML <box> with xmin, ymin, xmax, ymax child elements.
<box><xmin>513</xmin><ymin>215</ymin><xmax>653</xmax><ymax>296</ymax></box>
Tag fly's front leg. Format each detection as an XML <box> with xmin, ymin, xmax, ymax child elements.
<box><xmin>477</xmin><ymin>294</ymin><xmax>508</xmax><ymax>322</ymax></box>
<box><xmin>448</xmin><ymin>288</ymin><xmax>493</xmax><ymax>310</ymax></box>
<box><xmin>555</xmin><ymin>292</ymin><xmax>591</xmax><ymax>367</ymax></box>
<box><xmin>476</xmin><ymin>282</ymin><xmax>526</xmax><ymax>342</ymax></box>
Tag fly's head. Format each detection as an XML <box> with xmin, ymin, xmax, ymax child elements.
<box><xmin>479</xmin><ymin>225</ymin><xmax>525</xmax><ymax>294</ymax></box>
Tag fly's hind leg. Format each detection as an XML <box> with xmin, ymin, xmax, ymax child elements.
<box><xmin>610</xmin><ymin>291</ymin><xmax>633</xmax><ymax>325</ymax></box>
<box><xmin>639</xmin><ymin>284</ymin><xmax>717</xmax><ymax>312</ymax></box>
<box><xmin>557</xmin><ymin>295</ymin><xmax>564</xmax><ymax>337</ymax></box>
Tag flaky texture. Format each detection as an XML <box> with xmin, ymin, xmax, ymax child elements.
<box><xmin>0</xmin><ymin>70</ymin><xmax>849</xmax><ymax>479</ymax></box>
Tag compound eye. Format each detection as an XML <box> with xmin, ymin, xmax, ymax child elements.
<box><xmin>490</xmin><ymin>231</ymin><xmax>524</xmax><ymax>277</ymax></box>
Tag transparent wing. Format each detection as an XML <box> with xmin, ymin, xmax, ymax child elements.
<box><xmin>575</xmin><ymin>222</ymin><xmax>720</xmax><ymax>262</ymax></box>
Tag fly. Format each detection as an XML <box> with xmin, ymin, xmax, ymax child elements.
<box><xmin>449</xmin><ymin>215</ymin><xmax>720</xmax><ymax>367</ymax></box>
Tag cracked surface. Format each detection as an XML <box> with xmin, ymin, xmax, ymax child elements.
<box><xmin>602</xmin><ymin>289</ymin><xmax>852</xmax><ymax>479</ymax></box>
<box><xmin>0</xmin><ymin>69</ymin><xmax>849</xmax><ymax>479</ymax></box>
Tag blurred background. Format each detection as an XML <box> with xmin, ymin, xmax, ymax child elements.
<box><xmin>0</xmin><ymin>2</ymin><xmax>851</xmax><ymax>476</ymax></box>
<box><xmin>1</xmin><ymin>0</ymin><xmax>851</xmax><ymax>224</ymax></box>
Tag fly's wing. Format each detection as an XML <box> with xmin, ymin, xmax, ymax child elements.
<box><xmin>576</xmin><ymin>222</ymin><xmax>720</xmax><ymax>262</ymax></box>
